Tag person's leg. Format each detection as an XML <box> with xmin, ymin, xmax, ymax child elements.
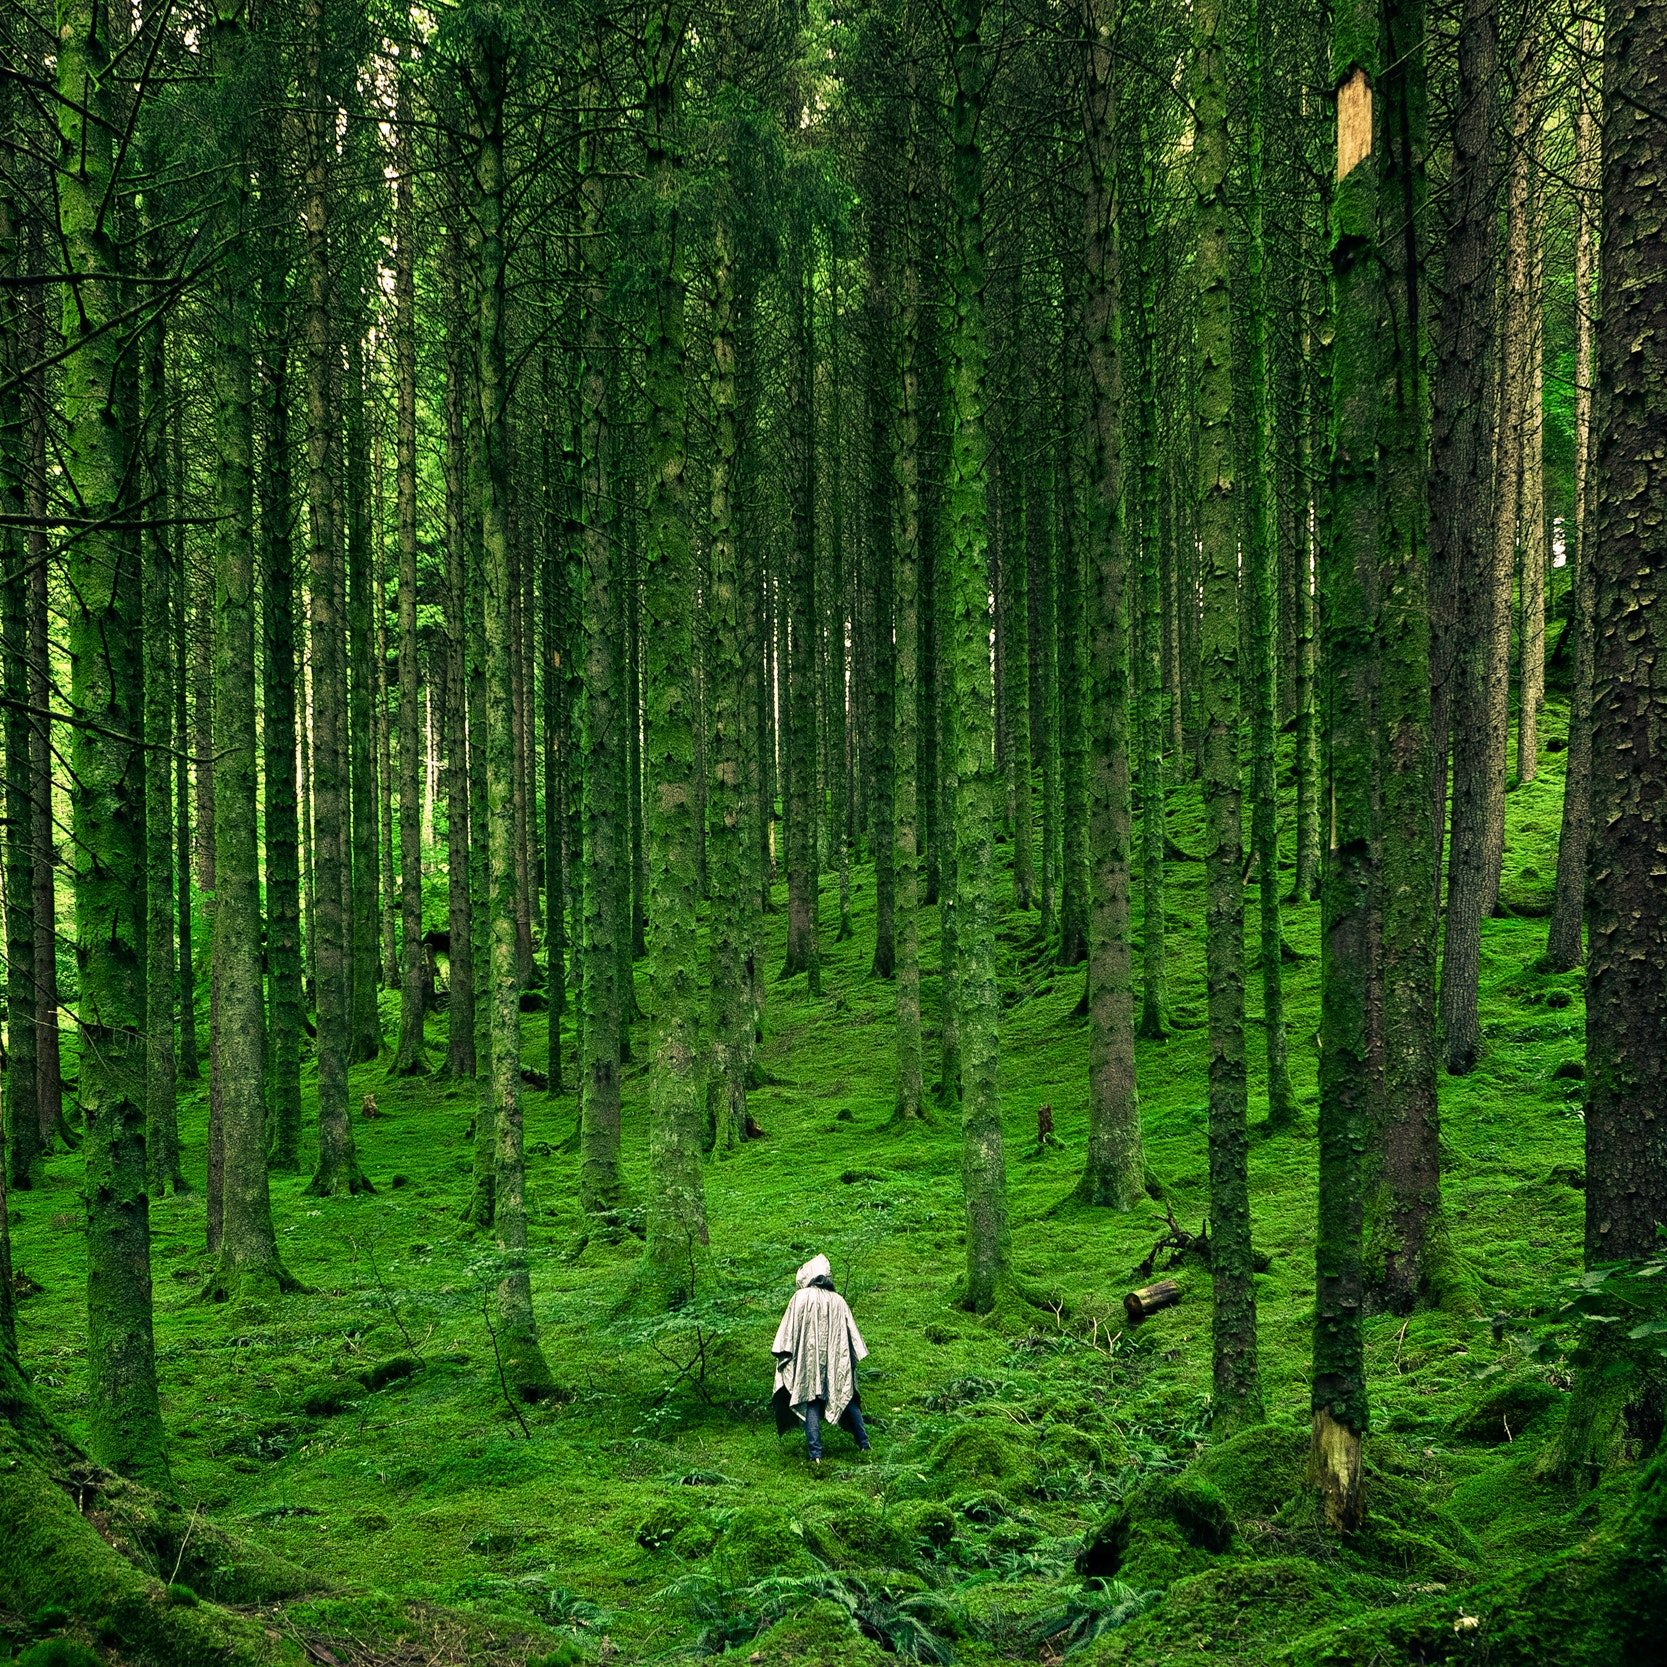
<box><xmin>805</xmin><ymin>1399</ymin><xmax>824</xmax><ymax>1462</ymax></box>
<box><xmin>845</xmin><ymin>1400</ymin><xmax>871</xmax><ymax>1452</ymax></box>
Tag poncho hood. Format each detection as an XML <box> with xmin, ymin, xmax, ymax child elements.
<box><xmin>795</xmin><ymin>1253</ymin><xmax>832</xmax><ymax>1288</ymax></box>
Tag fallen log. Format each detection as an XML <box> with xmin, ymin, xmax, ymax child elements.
<box><xmin>1124</xmin><ymin>1279</ymin><xmax>1181</xmax><ymax>1325</ymax></box>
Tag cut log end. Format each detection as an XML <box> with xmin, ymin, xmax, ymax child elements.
<box><xmin>1124</xmin><ymin>1279</ymin><xmax>1181</xmax><ymax>1324</ymax></box>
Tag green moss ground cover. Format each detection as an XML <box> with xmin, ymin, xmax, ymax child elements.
<box><xmin>7</xmin><ymin>715</ymin><xmax>1662</xmax><ymax>1664</ymax></box>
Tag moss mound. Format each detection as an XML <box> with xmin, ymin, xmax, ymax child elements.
<box><xmin>931</xmin><ymin>1418</ymin><xmax>1041</xmax><ymax>1496</ymax></box>
<box><xmin>1078</xmin><ymin>1474</ymin><xmax>1234</xmax><ymax>1588</ymax></box>
<box><xmin>747</xmin><ymin>1599</ymin><xmax>888</xmax><ymax>1667</ymax></box>
<box><xmin>634</xmin><ymin>1492</ymin><xmax>715</xmax><ymax>1557</ymax></box>
<box><xmin>18</xmin><ymin>1644</ymin><xmax>102</xmax><ymax>1667</ymax></box>
<box><xmin>1449</xmin><ymin>1373</ymin><xmax>1563</xmax><ymax>1444</ymax></box>
<box><xmin>1188</xmin><ymin>1423</ymin><xmax>1306</xmax><ymax>1520</ymax></box>
<box><xmin>713</xmin><ymin>1504</ymin><xmax>819</xmax><ymax>1584</ymax></box>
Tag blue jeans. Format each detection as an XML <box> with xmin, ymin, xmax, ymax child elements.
<box><xmin>805</xmin><ymin>1396</ymin><xmax>869</xmax><ymax>1461</ymax></box>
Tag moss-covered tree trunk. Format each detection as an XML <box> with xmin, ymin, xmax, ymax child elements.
<box><xmin>945</xmin><ymin>0</ymin><xmax>1009</xmax><ymax>1313</ymax></box>
<box><xmin>1580</xmin><ymin>0</ymin><xmax>1667</xmax><ymax>1417</ymax></box>
<box><xmin>256</xmin><ymin>101</ymin><xmax>303</xmax><ymax>1177</ymax></box>
<box><xmin>1243</xmin><ymin>0</ymin><xmax>1295</xmax><ymax>1128</ymax></box>
<box><xmin>1516</xmin><ymin>153</ymin><xmax>1547</xmax><ymax>791</ymax></box>
<box><xmin>0</xmin><ymin>69</ymin><xmax>41</xmax><ymax>1191</ymax></box>
<box><xmin>892</xmin><ymin>93</ymin><xmax>926</xmax><ymax>1124</ymax></box>
<box><xmin>392</xmin><ymin>57</ymin><xmax>428</xmax><ymax>1078</ymax></box>
<box><xmin>56</xmin><ymin>0</ymin><xmax>170</xmax><ymax>1489</ymax></box>
<box><xmin>577</xmin><ymin>21</ymin><xmax>624</xmax><ymax>1212</ymax></box>
<box><xmin>1432</xmin><ymin>0</ymin><xmax>1499</xmax><ymax>1074</ymax></box>
<box><xmin>1312</xmin><ymin>0</ymin><xmax>1380</xmax><ymax>1528</ymax></box>
<box><xmin>137</xmin><ymin>160</ymin><xmax>183</xmax><ymax>1195</ymax></box>
<box><xmin>867</xmin><ymin>180</ymin><xmax>898</xmax><ymax>984</ymax></box>
<box><xmin>1131</xmin><ymin>135</ymin><xmax>1167</xmax><ymax>1041</ymax></box>
<box><xmin>1545</xmin><ymin>19</ymin><xmax>1600</xmax><ymax>972</ymax></box>
<box><xmin>173</xmin><ymin>507</ymin><xmax>198</xmax><ymax>1087</ymax></box>
<box><xmin>999</xmin><ymin>277</ymin><xmax>1034</xmax><ymax>917</ymax></box>
<box><xmin>466</xmin><ymin>10</ymin><xmax>555</xmax><ymax>1397</ymax></box>
<box><xmin>1367</xmin><ymin>0</ymin><xmax>1446</xmax><ymax>1314</ymax></box>
<box><xmin>783</xmin><ymin>239</ymin><xmax>821</xmax><ymax>993</ymax></box>
<box><xmin>1193</xmin><ymin>0</ymin><xmax>1261</xmax><ymax>1431</ymax></box>
<box><xmin>303</xmin><ymin>0</ymin><xmax>367</xmax><ymax>1197</ymax></box>
<box><xmin>706</xmin><ymin>195</ymin><xmax>753</xmax><ymax>1155</ymax></box>
<box><xmin>1076</xmin><ymin>0</ymin><xmax>1142</xmax><ymax>1212</ymax></box>
<box><xmin>205</xmin><ymin>1</ymin><xmax>295</xmax><ymax>1305</ymax></box>
<box><xmin>639</xmin><ymin>4</ymin><xmax>711</xmax><ymax>1301</ymax></box>
<box><xmin>346</xmin><ymin>335</ymin><xmax>383</xmax><ymax>1064</ymax></box>
<box><xmin>1056</xmin><ymin>310</ymin><xmax>1090</xmax><ymax>971</ymax></box>
<box><xmin>442</xmin><ymin>248</ymin><xmax>477</xmax><ymax>1082</ymax></box>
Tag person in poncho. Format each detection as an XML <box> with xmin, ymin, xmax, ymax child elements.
<box><xmin>771</xmin><ymin>1254</ymin><xmax>871</xmax><ymax>1463</ymax></box>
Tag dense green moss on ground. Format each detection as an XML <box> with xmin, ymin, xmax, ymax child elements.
<box><xmin>8</xmin><ymin>716</ymin><xmax>1661</xmax><ymax>1664</ymax></box>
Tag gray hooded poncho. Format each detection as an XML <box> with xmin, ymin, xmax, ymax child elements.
<box><xmin>770</xmin><ymin>1254</ymin><xmax>868</xmax><ymax>1431</ymax></box>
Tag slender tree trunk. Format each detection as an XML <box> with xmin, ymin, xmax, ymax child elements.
<box><xmin>0</xmin><ymin>63</ymin><xmax>41</xmax><ymax>1191</ymax></box>
<box><xmin>140</xmin><ymin>163</ymin><xmax>183</xmax><ymax>1193</ymax></box>
<box><xmin>1517</xmin><ymin>158</ymin><xmax>1547</xmax><ymax>789</ymax></box>
<box><xmin>1194</xmin><ymin>0</ymin><xmax>1261</xmax><ymax>1429</ymax></box>
<box><xmin>1132</xmin><ymin>141</ymin><xmax>1168</xmax><ymax>1042</ymax></box>
<box><xmin>1434</xmin><ymin>0</ymin><xmax>1500</xmax><ymax>1074</ymax></box>
<box><xmin>1479</xmin><ymin>35</ymin><xmax>1540</xmax><ymax>917</ymax></box>
<box><xmin>1576</xmin><ymin>0</ymin><xmax>1667</xmax><ymax>1450</ymax></box>
<box><xmin>1056</xmin><ymin>302</ymin><xmax>1090</xmax><ymax>970</ymax></box>
<box><xmin>783</xmin><ymin>240</ymin><xmax>821</xmax><ymax>992</ymax></box>
<box><xmin>892</xmin><ymin>91</ymin><xmax>926</xmax><ymax>1124</ymax></box>
<box><xmin>443</xmin><ymin>253</ymin><xmax>476</xmax><ymax>1081</ymax></box>
<box><xmin>1368</xmin><ymin>0</ymin><xmax>1446</xmax><ymax>1313</ymax></box>
<box><xmin>55</xmin><ymin>0</ymin><xmax>170</xmax><ymax>1488</ymax></box>
<box><xmin>174</xmin><ymin>498</ymin><xmax>199</xmax><ymax>1087</ymax></box>
<box><xmin>1312</xmin><ymin>9</ymin><xmax>1380</xmax><ymax>1529</ymax></box>
<box><xmin>392</xmin><ymin>59</ymin><xmax>428</xmax><ymax>1076</ymax></box>
<box><xmin>1244</xmin><ymin>0</ymin><xmax>1296</xmax><ymax>1127</ymax></box>
<box><xmin>1076</xmin><ymin>0</ymin><xmax>1142</xmax><ymax>1211</ymax></box>
<box><xmin>639</xmin><ymin>8</ymin><xmax>711</xmax><ymax>1301</ymax></box>
<box><xmin>577</xmin><ymin>29</ymin><xmax>623</xmax><ymax>1211</ymax></box>
<box><xmin>1000</xmin><ymin>285</ymin><xmax>1034</xmax><ymax>916</ymax></box>
<box><xmin>706</xmin><ymin>197</ymin><xmax>753</xmax><ymax>1154</ymax></box>
<box><xmin>304</xmin><ymin>0</ymin><xmax>367</xmax><ymax>1196</ymax></box>
<box><xmin>346</xmin><ymin>337</ymin><xmax>383</xmax><ymax>1062</ymax></box>
<box><xmin>205</xmin><ymin>5</ymin><xmax>294</xmax><ymax>1303</ymax></box>
<box><xmin>868</xmin><ymin>200</ymin><xmax>897</xmax><ymax>982</ymax></box>
<box><xmin>467</xmin><ymin>19</ymin><xmax>554</xmax><ymax>1396</ymax></box>
<box><xmin>257</xmin><ymin>112</ymin><xmax>303</xmax><ymax>1176</ymax></box>
<box><xmin>946</xmin><ymin>0</ymin><xmax>1009</xmax><ymax>1313</ymax></box>
<box><xmin>1545</xmin><ymin>23</ymin><xmax>1601</xmax><ymax>972</ymax></box>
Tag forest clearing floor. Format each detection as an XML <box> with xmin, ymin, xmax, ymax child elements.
<box><xmin>9</xmin><ymin>706</ymin><xmax>1662</xmax><ymax>1666</ymax></box>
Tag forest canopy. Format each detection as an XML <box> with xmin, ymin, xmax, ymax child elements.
<box><xmin>0</xmin><ymin>0</ymin><xmax>1663</xmax><ymax>1663</ymax></box>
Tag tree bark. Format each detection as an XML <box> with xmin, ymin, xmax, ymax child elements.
<box><xmin>467</xmin><ymin>14</ymin><xmax>555</xmax><ymax>1397</ymax></box>
<box><xmin>1312</xmin><ymin>11</ymin><xmax>1380</xmax><ymax>1529</ymax></box>
<box><xmin>303</xmin><ymin>0</ymin><xmax>368</xmax><ymax>1197</ymax></box>
<box><xmin>204</xmin><ymin>3</ymin><xmax>295</xmax><ymax>1305</ymax></box>
<box><xmin>56</xmin><ymin>0</ymin><xmax>170</xmax><ymax>1488</ymax></box>
<box><xmin>1076</xmin><ymin>0</ymin><xmax>1142</xmax><ymax>1211</ymax></box>
<box><xmin>1194</xmin><ymin>0</ymin><xmax>1261</xmax><ymax>1430</ymax></box>
<box><xmin>1433</xmin><ymin>0</ymin><xmax>1500</xmax><ymax>1074</ymax></box>
<box><xmin>945</xmin><ymin>0</ymin><xmax>1010</xmax><ymax>1312</ymax></box>
<box><xmin>392</xmin><ymin>56</ymin><xmax>428</xmax><ymax>1076</ymax></box>
<box><xmin>1545</xmin><ymin>22</ymin><xmax>1601</xmax><ymax>972</ymax></box>
<box><xmin>639</xmin><ymin>6</ymin><xmax>711</xmax><ymax>1302</ymax></box>
<box><xmin>1243</xmin><ymin>0</ymin><xmax>1296</xmax><ymax>1127</ymax></box>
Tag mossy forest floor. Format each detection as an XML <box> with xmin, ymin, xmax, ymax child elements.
<box><xmin>9</xmin><ymin>710</ymin><xmax>1663</xmax><ymax>1666</ymax></box>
